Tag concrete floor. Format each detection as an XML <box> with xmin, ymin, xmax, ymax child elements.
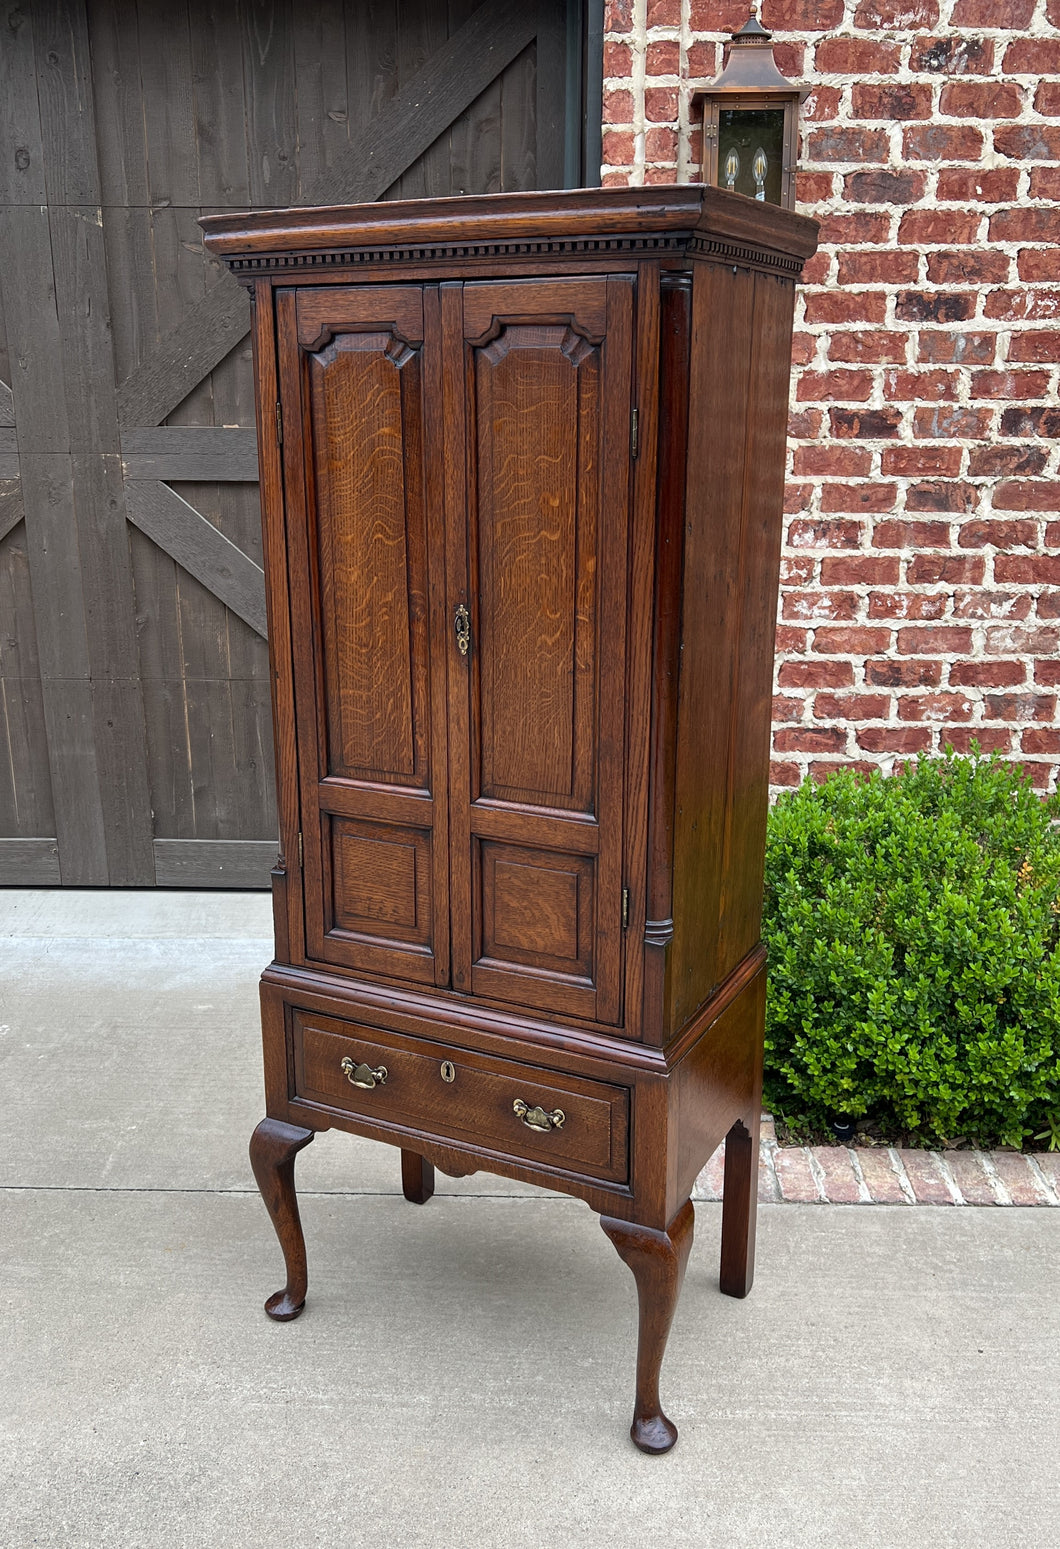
<box><xmin>1</xmin><ymin>891</ymin><xmax>1057</xmax><ymax>1548</ymax></box>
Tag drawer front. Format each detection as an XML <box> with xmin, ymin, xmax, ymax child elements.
<box><xmin>292</xmin><ymin>1011</ymin><xmax>629</xmax><ymax>1184</ymax></box>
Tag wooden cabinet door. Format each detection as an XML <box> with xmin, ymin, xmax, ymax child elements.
<box><xmin>278</xmin><ymin>286</ymin><xmax>450</xmax><ymax>986</ymax></box>
<box><xmin>443</xmin><ymin>278</ymin><xmax>634</xmax><ymax>1024</ymax></box>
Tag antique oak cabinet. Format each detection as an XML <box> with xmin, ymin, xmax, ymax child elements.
<box><xmin>201</xmin><ymin>187</ymin><xmax>817</xmax><ymax>1453</ymax></box>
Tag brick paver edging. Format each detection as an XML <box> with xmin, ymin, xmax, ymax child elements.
<box><xmin>693</xmin><ymin>1116</ymin><xmax>1060</xmax><ymax>1206</ymax></box>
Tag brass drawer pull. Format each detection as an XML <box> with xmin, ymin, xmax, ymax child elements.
<box><xmin>340</xmin><ymin>1057</ymin><xmax>388</xmax><ymax>1090</ymax></box>
<box><xmin>513</xmin><ymin>1098</ymin><xmax>565</xmax><ymax>1133</ymax></box>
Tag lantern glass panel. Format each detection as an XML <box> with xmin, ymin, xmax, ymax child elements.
<box><xmin>718</xmin><ymin>108</ymin><xmax>785</xmax><ymax>205</ymax></box>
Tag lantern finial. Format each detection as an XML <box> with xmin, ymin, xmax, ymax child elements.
<box><xmin>733</xmin><ymin>8</ymin><xmax>773</xmax><ymax>42</ymax></box>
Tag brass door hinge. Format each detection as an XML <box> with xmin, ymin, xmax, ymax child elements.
<box><xmin>297</xmin><ymin>831</ymin><xmax>303</xmax><ymax>868</ymax></box>
<box><xmin>275</xmin><ymin>400</ymin><xmax>283</xmax><ymax>445</ymax></box>
<box><xmin>622</xmin><ymin>887</ymin><xmax>630</xmax><ymax>930</ymax></box>
<box><xmin>631</xmin><ymin>407</ymin><xmax>639</xmax><ymax>460</ymax></box>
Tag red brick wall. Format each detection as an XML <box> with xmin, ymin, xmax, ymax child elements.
<box><xmin>602</xmin><ymin>0</ymin><xmax>1060</xmax><ymax>791</ymax></box>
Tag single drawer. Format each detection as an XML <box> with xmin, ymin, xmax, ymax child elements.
<box><xmin>292</xmin><ymin>1010</ymin><xmax>629</xmax><ymax>1185</ymax></box>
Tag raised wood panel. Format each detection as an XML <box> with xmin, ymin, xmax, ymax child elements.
<box><xmin>308</xmin><ymin>326</ymin><xmax>429</xmax><ymax>786</ymax></box>
<box><xmin>480</xmin><ymin>840</ymin><xmax>595</xmax><ymax>978</ymax></box>
<box><xmin>472</xmin><ymin>322</ymin><xmax>597</xmax><ymax>811</ymax></box>
<box><xmin>330</xmin><ymin>816</ymin><xmax>433</xmax><ymax>949</ymax></box>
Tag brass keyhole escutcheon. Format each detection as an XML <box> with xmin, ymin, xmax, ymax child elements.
<box><xmin>454</xmin><ymin>603</ymin><xmax>471</xmax><ymax>656</ymax></box>
<box><xmin>440</xmin><ymin>1060</ymin><xmax>456</xmax><ymax>1084</ymax></box>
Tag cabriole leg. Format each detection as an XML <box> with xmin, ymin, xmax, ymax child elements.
<box><xmin>720</xmin><ymin>1112</ymin><xmax>760</xmax><ymax>1299</ymax></box>
<box><xmin>249</xmin><ymin>1118</ymin><xmax>315</xmax><ymax>1321</ymax></box>
<box><xmin>401</xmin><ymin>1149</ymin><xmax>435</xmax><ymax>1204</ymax></box>
<box><xmin>600</xmin><ymin>1199</ymin><xmax>695</xmax><ymax>1454</ymax></box>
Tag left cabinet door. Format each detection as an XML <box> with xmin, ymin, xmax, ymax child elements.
<box><xmin>277</xmin><ymin>287</ymin><xmax>450</xmax><ymax>986</ymax></box>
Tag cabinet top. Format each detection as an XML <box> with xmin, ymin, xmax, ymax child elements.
<box><xmin>199</xmin><ymin>184</ymin><xmax>818</xmax><ymax>283</ymax></box>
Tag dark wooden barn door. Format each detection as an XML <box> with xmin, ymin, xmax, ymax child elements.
<box><xmin>0</xmin><ymin>0</ymin><xmax>597</xmax><ymax>887</ymax></box>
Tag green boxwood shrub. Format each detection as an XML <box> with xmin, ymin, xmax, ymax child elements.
<box><xmin>763</xmin><ymin>750</ymin><xmax>1060</xmax><ymax>1149</ymax></box>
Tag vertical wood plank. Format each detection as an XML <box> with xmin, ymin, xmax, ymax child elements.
<box><xmin>447</xmin><ymin>0</ymin><xmax>500</xmax><ymax>198</ymax></box>
<box><xmin>0</xmin><ymin>520</ymin><xmax>56</xmax><ymax>839</ymax></box>
<box><xmin>87</xmin><ymin>0</ymin><xmax>150</xmax><ymax>206</ymax></box>
<box><xmin>346</xmin><ymin>0</ymin><xmax>399</xmax><ymax>144</ymax></box>
<box><xmin>292</xmin><ymin>0</ymin><xmax>349</xmax><ymax>198</ymax></box>
<box><xmin>205</xmin><ymin>320</ymin><xmax>275</xmax><ymax>849</ymax></box>
<box><xmin>12</xmin><ymin>458</ymin><xmax>91</xmax><ymax>681</ymax></box>
<box><xmin>534</xmin><ymin>0</ymin><xmax>568</xmax><ymax>190</ymax></box>
<box><xmin>137</xmin><ymin>0</ymin><xmax>200</xmax><ymax>207</ymax></box>
<box><xmin>70</xmin><ymin>451</ymin><xmax>155</xmax><ymax>880</ymax></box>
<box><xmin>0</xmin><ymin>193</ymin><xmax>109</xmax><ymax>880</ymax></box>
<box><xmin>0</xmin><ymin>8</ymin><xmax>58</xmax><ymax>850</ymax></box>
<box><xmin>241</xmin><ymin>0</ymin><xmax>298</xmax><ymax>207</ymax></box>
<box><xmin>18</xmin><ymin>453</ymin><xmax>109</xmax><ymax>881</ymax></box>
<box><xmin>390</xmin><ymin>0</ymin><xmax>449</xmax><ymax>201</ymax></box>
<box><xmin>48</xmin><ymin>205</ymin><xmax>121</xmax><ymax>452</ymax></box>
<box><xmin>500</xmin><ymin>47</ymin><xmax>538</xmax><ymax>193</ymax></box>
<box><xmin>192</xmin><ymin>1</ymin><xmax>253</xmax><ymax>206</ymax></box>
<box><xmin>582</xmin><ymin>0</ymin><xmax>603</xmax><ymax>186</ymax></box>
<box><xmin>0</xmin><ymin>204</ymin><xmax>70</xmax><ymax>454</ymax></box>
<box><xmin>15</xmin><ymin>0</ymin><xmax>155</xmax><ymax>883</ymax></box>
<box><xmin>100</xmin><ymin>206</ymin><xmax>155</xmax><ymax>391</ymax></box>
<box><xmin>33</xmin><ymin>0</ymin><xmax>100</xmax><ymax>203</ymax></box>
<box><xmin>0</xmin><ymin>5</ymin><xmax>48</xmax><ymax>204</ymax></box>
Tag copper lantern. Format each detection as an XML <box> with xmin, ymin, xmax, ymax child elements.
<box><xmin>693</xmin><ymin>11</ymin><xmax>808</xmax><ymax>212</ymax></box>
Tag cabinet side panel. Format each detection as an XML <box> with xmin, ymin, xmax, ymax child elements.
<box><xmin>718</xmin><ymin>273</ymin><xmax>795</xmax><ymax>969</ymax></box>
<box><xmin>668</xmin><ymin>266</ymin><xmax>795</xmax><ymax>1035</ymax></box>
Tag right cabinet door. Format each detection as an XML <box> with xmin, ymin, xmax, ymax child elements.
<box><xmin>443</xmin><ymin>277</ymin><xmax>635</xmax><ymax>1025</ymax></box>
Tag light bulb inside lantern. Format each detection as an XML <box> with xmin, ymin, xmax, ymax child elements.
<box><xmin>724</xmin><ymin>147</ymin><xmax>740</xmax><ymax>190</ymax></box>
<box><xmin>752</xmin><ymin>146</ymin><xmax>768</xmax><ymax>200</ymax></box>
